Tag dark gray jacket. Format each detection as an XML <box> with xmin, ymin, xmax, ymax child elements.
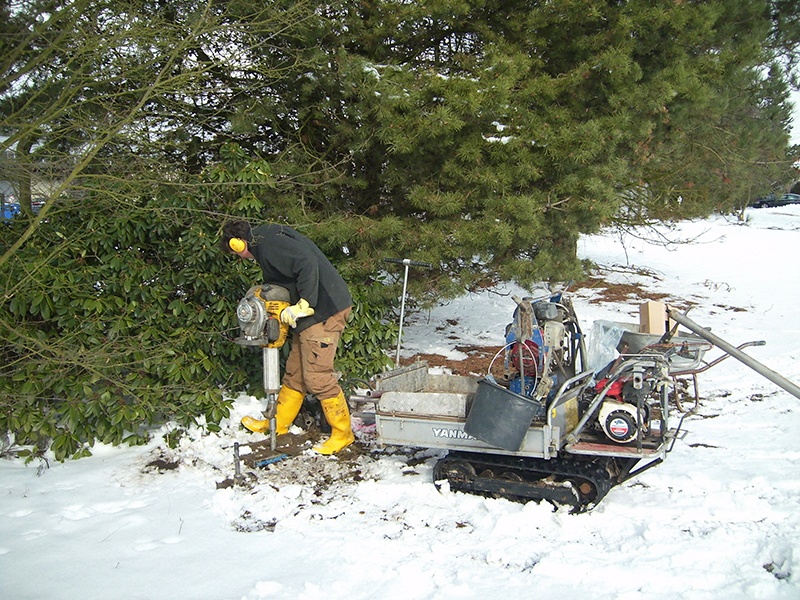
<box><xmin>249</xmin><ymin>224</ymin><xmax>352</xmax><ymax>332</ymax></box>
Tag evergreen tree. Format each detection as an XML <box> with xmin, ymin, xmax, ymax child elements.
<box><xmin>248</xmin><ymin>0</ymin><xmax>798</xmax><ymax>291</ymax></box>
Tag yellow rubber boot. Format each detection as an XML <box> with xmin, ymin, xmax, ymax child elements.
<box><xmin>313</xmin><ymin>392</ymin><xmax>355</xmax><ymax>455</ymax></box>
<box><xmin>241</xmin><ymin>387</ymin><xmax>304</xmax><ymax>434</ymax></box>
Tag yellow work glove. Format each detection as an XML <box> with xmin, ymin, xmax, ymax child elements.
<box><xmin>280</xmin><ymin>298</ymin><xmax>315</xmax><ymax>328</ymax></box>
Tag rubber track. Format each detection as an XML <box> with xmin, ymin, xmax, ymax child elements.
<box><xmin>433</xmin><ymin>450</ymin><xmax>617</xmax><ymax>512</ymax></box>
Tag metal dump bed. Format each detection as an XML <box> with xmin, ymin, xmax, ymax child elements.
<box><xmin>373</xmin><ymin>361</ymin><xmax>596</xmax><ymax>459</ymax></box>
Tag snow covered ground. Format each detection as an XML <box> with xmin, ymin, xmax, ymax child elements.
<box><xmin>2</xmin><ymin>206</ymin><xmax>799</xmax><ymax>600</ymax></box>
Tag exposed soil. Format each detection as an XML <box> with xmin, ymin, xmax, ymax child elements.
<box><xmin>215</xmin><ymin>424</ymin><xmax>371</xmax><ymax>492</ymax></box>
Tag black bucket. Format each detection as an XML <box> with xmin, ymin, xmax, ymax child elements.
<box><xmin>464</xmin><ymin>379</ymin><xmax>543</xmax><ymax>451</ymax></box>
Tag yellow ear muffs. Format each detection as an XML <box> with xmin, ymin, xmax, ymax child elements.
<box><xmin>229</xmin><ymin>237</ymin><xmax>247</xmax><ymax>253</ymax></box>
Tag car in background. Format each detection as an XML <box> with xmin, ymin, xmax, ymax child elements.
<box><xmin>2</xmin><ymin>202</ymin><xmax>20</xmax><ymax>220</ymax></box>
<box><xmin>1</xmin><ymin>199</ymin><xmax>46</xmax><ymax>218</ymax></box>
<box><xmin>749</xmin><ymin>193</ymin><xmax>800</xmax><ymax>208</ymax></box>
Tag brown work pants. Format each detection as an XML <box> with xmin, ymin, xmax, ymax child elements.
<box><xmin>281</xmin><ymin>307</ymin><xmax>351</xmax><ymax>401</ymax></box>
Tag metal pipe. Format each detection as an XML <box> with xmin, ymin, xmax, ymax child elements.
<box><xmin>667</xmin><ymin>307</ymin><xmax>800</xmax><ymax>401</ymax></box>
<box><xmin>233</xmin><ymin>442</ymin><xmax>242</xmax><ymax>485</ymax></box>
<box><xmin>395</xmin><ymin>261</ymin><xmax>410</xmax><ymax>367</ymax></box>
<box><xmin>384</xmin><ymin>258</ymin><xmax>433</xmax><ymax>367</ymax></box>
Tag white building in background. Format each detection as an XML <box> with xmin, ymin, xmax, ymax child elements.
<box><xmin>1</xmin><ymin>142</ymin><xmax>18</xmax><ymax>215</ymax></box>
<box><xmin>0</xmin><ymin>137</ymin><xmax>56</xmax><ymax>215</ymax></box>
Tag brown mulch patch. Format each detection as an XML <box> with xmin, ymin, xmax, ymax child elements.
<box><xmin>572</xmin><ymin>276</ymin><xmax>670</xmax><ymax>304</ymax></box>
<box><xmin>400</xmin><ymin>345</ymin><xmax>505</xmax><ymax>377</ymax></box>
<box><xmin>397</xmin><ymin>278</ymin><xmax>707</xmax><ymax>375</ymax></box>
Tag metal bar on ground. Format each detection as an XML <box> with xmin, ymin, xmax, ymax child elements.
<box><xmin>667</xmin><ymin>307</ymin><xmax>800</xmax><ymax>401</ymax></box>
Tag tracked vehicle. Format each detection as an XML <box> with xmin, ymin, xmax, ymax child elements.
<box><xmin>364</xmin><ymin>292</ymin><xmax>710</xmax><ymax>511</ymax></box>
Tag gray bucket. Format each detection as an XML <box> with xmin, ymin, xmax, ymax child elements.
<box><xmin>464</xmin><ymin>379</ymin><xmax>542</xmax><ymax>452</ymax></box>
